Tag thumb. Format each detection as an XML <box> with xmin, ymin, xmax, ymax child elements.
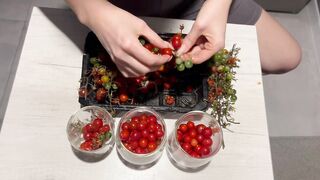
<box><xmin>176</xmin><ymin>25</ymin><xmax>201</xmax><ymax>56</ymax></box>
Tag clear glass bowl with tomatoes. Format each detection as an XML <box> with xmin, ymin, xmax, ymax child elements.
<box><xmin>66</xmin><ymin>106</ymin><xmax>115</xmax><ymax>155</ymax></box>
<box><xmin>116</xmin><ymin>107</ymin><xmax>167</xmax><ymax>166</ymax></box>
<box><xmin>167</xmin><ymin>111</ymin><xmax>222</xmax><ymax>169</ymax></box>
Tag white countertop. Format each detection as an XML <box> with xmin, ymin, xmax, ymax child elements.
<box><xmin>0</xmin><ymin>7</ymin><xmax>273</xmax><ymax>180</ymax></box>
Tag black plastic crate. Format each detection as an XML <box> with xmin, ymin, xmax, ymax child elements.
<box><xmin>79</xmin><ymin>32</ymin><xmax>210</xmax><ymax>113</ymax></box>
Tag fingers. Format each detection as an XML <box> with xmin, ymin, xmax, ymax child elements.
<box><xmin>190</xmin><ymin>42</ymin><xmax>222</xmax><ymax>64</ymax></box>
<box><xmin>176</xmin><ymin>24</ymin><xmax>202</xmax><ymax>56</ymax></box>
<box><xmin>142</xmin><ymin>25</ymin><xmax>171</xmax><ymax>49</ymax></box>
<box><xmin>115</xmin><ymin>53</ymin><xmax>161</xmax><ymax>77</ymax></box>
<box><xmin>126</xmin><ymin>40</ymin><xmax>171</xmax><ymax>67</ymax></box>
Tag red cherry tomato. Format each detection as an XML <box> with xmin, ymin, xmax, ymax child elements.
<box><xmin>196</xmin><ymin>124</ymin><xmax>206</xmax><ymax>134</ymax></box>
<box><xmin>147</xmin><ymin>133</ymin><xmax>156</xmax><ymax>142</ymax></box>
<box><xmin>140</xmin><ymin>114</ymin><xmax>148</xmax><ymax>122</ymax></box>
<box><xmin>155</xmin><ymin>129</ymin><xmax>164</xmax><ymax>138</ymax></box>
<box><xmin>160</xmin><ymin>48</ymin><xmax>173</xmax><ymax>56</ymax></box>
<box><xmin>92</xmin><ymin>118</ymin><xmax>103</xmax><ymax>129</ymax></box>
<box><xmin>121</xmin><ymin>122</ymin><xmax>130</xmax><ymax>130</ymax></box>
<box><xmin>120</xmin><ymin>130</ymin><xmax>130</xmax><ymax>141</ymax></box>
<box><xmin>147</xmin><ymin>142</ymin><xmax>157</xmax><ymax>152</ymax></box>
<box><xmin>179</xmin><ymin>124</ymin><xmax>188</xmax><ymax>133</ymax></box>
<box><xmin>171</xmin><ymin>35</ymin><xmax>182</xmax><ymax>50</ymax></box>
<box><xmin>139</xmin><ymin>138</ymin><xmax>148</xmax><ymax>148</ymax></box>
<box><xmin>147</xmin><ymin>115</ymin><xmax>157</xmax><ymax>124</ymax></box>
<box><xmin>200</xmin><ymin>146</ymin><xmax>211</xmax><ymax>156</ymax></box>
<box><xmin>130</xmin><ymin>130</ymin><xmax>141</xmax><ymax>141</ymax></box>
<box><xmin>189</xmin><ymin>129</ymin><xmax>197</xmax><ymax>138</ymax></box>
<box><xmin>202</xmin><ymin>127</ymin><xmax>213</xmax><ymax>138</ymax></box>
<box><xmin>138</xmin><ymin>122</ymin><xmax>147</xmax><ymax>131</ymax></box>
<box><xmin>80</xmin><ymin>141</ymin><xmax>93</xmax><ymax>151</ymax></box>
<box><xmin>148</xmin><ymin>123</ymin><xmax>157</xmax><ymax>133</ymax></box>
<box><xmin>196</xmin><ymin>134</ymin><xmax>204</xmax><ymax>143</ymax></box>
<box><xmin>183</xmin><ymin>134</ymin><xmax>192</xmax><ymax>143</ymax></box>
<box><xmin>144</xmin><ymin>44</ymin><xmax>154</xmax><ymax>51</ymax></box>
<box><xmin>182</xmin><ymin>143</ymin><xmax>192</xmax><ymax>152</ymax></box>
<box><xmin>99</xmin><ymin>124</ymin><xmax>110</xmax><ymax>134</ymax></box>
<box><xmin>138</xmin><ymin>128</ymin><xmax>146</xmax><ymax>138</ymax></box>
<box><xmin>83</xmin><ymin>132</ymin><xmax>93</xmax><ymax>141</ymax></box>
<box><xmin>84</xmin><ymin>123</ymin><xmax>96</xmax><ymax>133</ymax></box>
<box><xmin>202</xmin><ymin>138</ymin><xmax>213</xmax><ymax>147</ymax></box>
<box><xmin>186</xmin><ymin>121</ymin><xmax>195</xmax><ymax>129</ymax></box>
<box><xmin>96</xmin><ymin>88</ymin><xmax>107</xmax><ymax>102</ymax></box>
<box><xmin>194</xmin><ymin>145</ymin><xmax>202</xmax><ymax>154</ymax></box>
<box><xmin>129</xmin><ymin>121</ymin><xmax>138</xmax><ymax>130</ymax></box>
<box><xmin>78</xmin><ymin>87</ymin><xmax>88</xmax><ymax>98</ymax></box>
<box><xmin>119</xmin><ymin>94</ymin><xmax>129</xmax><ymax>103</ymax></box>
<box><xmin>131</xmin><ymin>116</ymin><xmax>140</xmax><ymax>123</ymax></box>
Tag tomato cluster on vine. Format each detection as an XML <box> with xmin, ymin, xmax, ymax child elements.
<box><xmin>119</xmin><ymin>114</ymin><xmax>165</xmax><ymax>154</ymax></box>
<box><xmin>80</xmin><ymin>118</ymin><xmax>112</xmax><ymax>151</ymax></box>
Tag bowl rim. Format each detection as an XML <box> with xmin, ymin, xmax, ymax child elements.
<box><xmin>116</xmin><ymin>106</ymin><xmax>167</xmax><ymax>157</ymax></box>
<box><xmin>66</xmin><ymin>105</ymin><xmax>115</xmax><ymax>153</ymax></box>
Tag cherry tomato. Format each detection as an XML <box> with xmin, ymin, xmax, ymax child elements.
<box><xmin>202</xmin><ymin>127</ymin><xmax>213</xmax><ymax>138</ymax></box>
<box><xmin>182</xmin><ymin>143</ymin><xmax>192</xmax><ymax>152</ymax></box>
<box><xmin>144</xmin><ymin>44</ymin><xmax>154</xmax><ymax>51</ymax></box>
<box><xmin>98</xmin><ymin>67</ymin><xmax>106</xmax><ymax>75</ymax></box>
<box><xmin>140</xmin><ymin>114</ymin><xmax>148</xmax><ymax>122</ymax></box>
<box><xmin>196</xmin><ymin>134</ymin><xmax>204</xmax><ymax>143</ymax></box>
<box><xmin>101</xmin><ymin>75</ymin><xmax>110</xmax><ymax>83</ymax></box>
<box><xmin>190</xmin><ymin>139</ymin><xmax>198</xmax><ymax>147</ymax></box>
<box><xmin>131</xmin><ymin>116</ymin><xmax>140</xmax><ymax>123</ymax></box>
<box><xmin>194</xmin><ymin>145</ymin><xmax>202</xmax><ymax>154</ymax></box>
<box><xmin>148</xmin><ymin>133</ymin><xmax>156</xmax><ymax>142</ymax></box>
<box><xmin>185</xmin><ymin>86</ymin><xmax>193</xmax><ymax>93</ymax></box>
<box><xmin>84</xmin><ymin>123</ymin><xmax>96</xmax><ymax>133</ymax></box>
<box><xmin>179</xmin><ymin>124</ymin><xmax>188</xmax><ymax>133</ymax></box>
<box><xmin>189</xmin><ymin>129</ymin><xmax>197</xmax><ymax>138</ymax></box>
<box><xmin>99</xmin><ymin>124</ymin><xmax>110</xmax><ymax>134</ymax></box>
<box><xmin>160</xmin><ymin>48</ymin><xmax>173</xmax><ymax>56</ymax></box>
<box><xmin>119</xmin><ymin>94</ymin><xmax>129</xmax><ymax>103</ymax></box>
<box><xmin>96</xmin><ymin>88</ymin><xmax>107</xmax><ymax>102</ymax></box>
<box><xmin>183</xmin><ymin>134</ymin><xmax>192</xmax><ymax>143</ymax></box>
<box><xmin>148</xmin><ymin>123</ymin><xmax>157</xmax><ymax>133</ymax></box>
<box><xmin>200</xmin><ymin>146</ymin><xmax>211</xmax><ymax>156</ymax></box>
<box><xmin>171</xmin><ymin>35</ymin><xmax>182</xmax><ymax>50</ymax></box>
<box><xmin>78</xmin><ymin>87</ymin><xmax>88</xmax><ymax>98</ymax></box>
<box><xmin>92</xmin><ymin>118</ymin><xmax>103</xmax><ymax>129</ymax></box>
<box><xmin>94</xmin><ymin>78</ymin><xmax>103</xmax><ymax>86</ymax></box>
<box><xmin>121</xmin><ymin>122</ymin><xmax>130</xmax><ymax>130</ymax></box>
<box><xmin>83</xmin><ymin>132</ymin><xmax>93</xmax><ymax>141</ymax></box>
<box><xmin>187</xmin><ymin>121</ymin><xmax>195</xmax><ymax>129</ymax></box>
<box><xmin>92</xmin><ymin>132</ymin><xmax>100</xmax><ymax>139</ymax></box>
<box><xmin>129</xmin><ymin>121</ymin><xmax>138</xmax><ymax>130</ymax></box>
<box><xmin>139</xmin><ymin>138</ymin><xmax>148</xmax><ymax>148</ymax></box>
<box><xmin>135</xmin><ymin>147</ymin><xmax>144</xmax><ymax>154</ymax></box>
<box><xmin>80</xmin><ymin>141</ymin><xmax>93</xmax><ymax>151</ymax></box>
<box><xmin>147</xmin><ymin>115</ymin><xmax>157</xmax><ymax>124</ymax></box>
<box><xmin>184</xmin><ymin>60</ymin><xmax>193</xmax><ymax>69</ymax></box>
<box><xmin>130</xmin><ymin>141</ymin><xmax>139</xmax><ymax>150</ymax></box>
<box><xmin>190</xmin><ymin>151</ymin><xmax>201</xmax><ymax>158</ymax></box>
<box><xmin>138</xmin><ymin>122</ymin><xmax>147</xmax><ymax>131</ymax></box>
<box><xmin>196</xmin><ymin>124</ymin><xmax>206</xmax><ymax>134</ymax></box>
<box><xmin>130</xmin><ymin>130</ymin><xmax>141</xmax><ymax>141</ymax></box>
<box><xmin>141</xmin><ymin>129</ymin><xmax>149</xmax><ymax>138</ymax></box>
<box><xmin>147</xmin><ymin>142</ymin><xmax>157</xmax><ymax>152</ymax></box>
<box><xmin>202</xmin><ymin>138</ymin><xmax>213</xmax><ymax>147</ymax></box>
<box><xmin>163</xmin><ymin>82</ymin><xmax>171</xmax><ymax>90</ymax></box>
<box><xmin>120</xmin><ymin>130</ymin><xmax>130</xmax><ymax>141</ymax></box>
<box><xmin>155</xmin><ymin>129</ymin><xmax>164</xmax><ymax>138</ymax></box>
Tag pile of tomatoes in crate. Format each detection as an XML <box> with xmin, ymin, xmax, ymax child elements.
<box><xmin>79</xmin><ymin>30</ymin><xmax>203</xmax><ymax>107</ymax></box>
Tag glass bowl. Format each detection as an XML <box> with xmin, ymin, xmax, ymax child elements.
<box><xmin>116</xmin><ymin>107</ymin><xmax>167</xmax><ymax>166</ymax></box>
<box><xmin>66</xmin><ymin>106</ymin><xmax>115</xmax><ymax>156</ymax></box>
<box><xmin>166</xmin><ymin>111</ymin><xmax>222</xmax><ymax>170</ymax></box>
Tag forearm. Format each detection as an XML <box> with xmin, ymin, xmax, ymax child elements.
<box><xmin>65</xmin><ymin>0</ymin><xmax>113</xmax><ymax>26</ymax></box>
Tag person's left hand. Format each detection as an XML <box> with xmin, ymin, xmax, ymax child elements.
<box><xmin>176</xmin><ymin>0</ymin><xmax>232</xmax><ymax>64</ymax></box>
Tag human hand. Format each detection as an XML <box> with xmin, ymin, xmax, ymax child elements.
<box><xmin>84</xmin><ymin>1</ymin><xmax>171</xmax><ymax>77</ymax></box>
<box><xmin>177</xmin><ymin>0</ymin><xmax>232</xmax><ymax>64</ymax></box>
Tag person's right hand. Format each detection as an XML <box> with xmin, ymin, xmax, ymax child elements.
<box><xmin>81</xmin><ymin>1</ymin><xmax>171</xmax><ymax>77</ymax></box>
